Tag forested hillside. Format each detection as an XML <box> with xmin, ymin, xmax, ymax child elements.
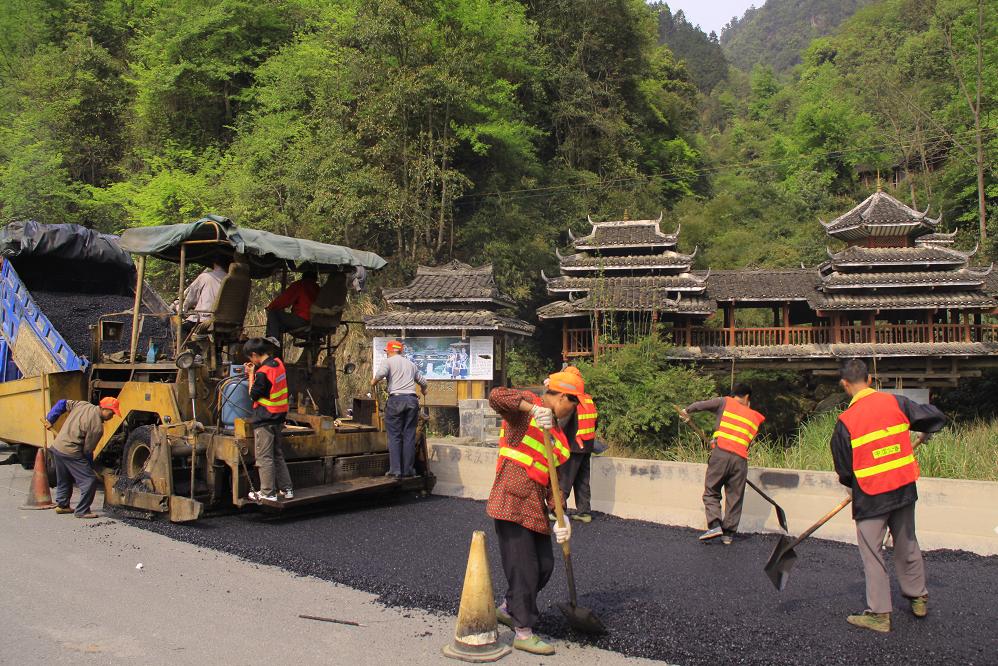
<box><xmin>652</xmin><ymin>3</ymin><xmax>728</xmax><ymax>93</ymax></box>
<box><xmin>721</xmin><ymin>0</ymin><xmax>875</xmax><ymax>73</ymax></box>
<box><xmin>0</xmin><ymin>0</ymin><xmax>994</xmax><ymax>316</ymax></box>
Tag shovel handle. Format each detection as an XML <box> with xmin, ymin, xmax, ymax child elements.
<box><xmin>542</xmin><ymin>430</ymin><xmax>579</xmax><ymax>607</ymax></box>
<box><xmin>673</xmin><ymin>404</ymin><xmax>709</xmax><ymax>447</ymax></box>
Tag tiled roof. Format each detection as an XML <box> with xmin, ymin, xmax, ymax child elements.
<box><xmin>821</xmin><ymin>267</ymin><xmax>993</xmax><ymax>290</ymax></box>
<box><xmin>808</xmin><ymin>291</ymin><xmax>997</xmax><ymax>311</ymax></box>
<box><xmin>666</xmin><ymin>341</ymin><xmax>998</xmax><ymax>360</ymax></box>
<box><xmin>536</xmin><ymin>292</ymin><xmax>716</xmax><ymax>319</ymax></box>
<box><xmin>558</xmin><ymin>249</ymin><xmax>695</xmax><ymax>271</ymax></box>
<box><xmin>571</xmin><ymin>217</ymin><xmax>679</xmax><ymax>250</ymax></box>
<box><xmin>915</xmin><ymin>231</ymin><xmax>958</xmax><ymax>245</ymax></box>
<box><xmin>544</xmin><ymin>273</ymin><xmax>708</xmax><ymax>293</ymax></box>
<box><xmin>822</xmin><ymin>191</ymin><xmax>939</xmax><ymax>241</ymax></box>
<box><xmin>383</xmin><ymin>260</ymin><xmax>514</xmax><ymax>307</ymax></box>
<box><xmin>705</xmin><ymin>269</ymin><xmax>821</xmax><ymax>301</ymax></box>
<box><xmin>364</xmin><ymin>309</ymin><xmax>534</xmax><ymax>335</ymax></box>
<box><xmin>828</xmin><ymin>245</ymin><xmax>972</xmax><ymax>268</ymax></box>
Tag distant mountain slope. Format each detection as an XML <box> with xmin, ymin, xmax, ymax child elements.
<box><xmin>652</xmin><ymin>3</ymin><xmax>729</xmax><ymax>93</ymax></box>
<box><xmin>721</xmin><ymin>0</ymin><xmax>876</xmax><ymax>73</ymax></box>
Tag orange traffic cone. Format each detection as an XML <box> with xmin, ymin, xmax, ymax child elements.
<box><xmin>20</xmin><ymin>447</ymin><xmax>55</xmax><ymax>510</ymax></box>
<box><xmin>442</xmin><ymin>531</ymin><xmax>511</xmax><ymax>663</ymax></box>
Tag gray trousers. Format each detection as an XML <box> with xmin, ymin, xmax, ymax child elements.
<box><xmin>254</xmin><ymin>423</ymin><xmax>292</xmax><ymax>496</ymax></box>
<box><xmin>558</xmin><ymin>452</ymin><xmax>592</xmax><ymax>513</ymax></box>
<box><xmin>385</xmin><ymin>394</ymin><xmax>419</xmax><ymax>476</ymax></box>
<box><xmin>703</xmin><ymin>447</ymin><xmax>748</xmax><ymax>534</ymax></box>
<box><xmin>51</xmin><ymin>448</ymin><xmax>98</xmax><ymax>516</ymax></box>
<box><xmin>856</xmin><ymin>502</ymin><xmax>927</xmax><ymax>613</ymax></box>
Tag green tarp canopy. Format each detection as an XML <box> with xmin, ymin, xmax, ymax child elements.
<box><xmin>118</xmin><ymin>215</ymin><xmax>386</xmax><ymax>277</ymax></box>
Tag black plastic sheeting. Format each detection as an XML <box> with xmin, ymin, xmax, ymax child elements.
<box><xmin>0</xmin><ymin>220</ymin><xmax>132</xmax><ymax>269</ymax></box>
<box><xmin>130</xmin><ymin>495</ymin><xmax>998</xmax><ymax>665</ymax></box>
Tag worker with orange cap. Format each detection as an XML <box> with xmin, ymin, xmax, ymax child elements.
<box><xmin>488</xmin><ymin>371</ymin><xmax>582</xmax><ymax>655</ymax></box>
<box><xmin>555</xmin><ymin>365</ymin><xmax>597</xmax><ymax>523</ymax></box>
<box><xmin>43</xmin><ymin>396</ymin><xmax>121</xmax><ymax>519</ymax></box>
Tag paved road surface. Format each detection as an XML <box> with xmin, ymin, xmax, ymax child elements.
<box><xmin>0</xmin><ymin>465</ymin><xmax>654</xmax><ymax>665</ymax></box>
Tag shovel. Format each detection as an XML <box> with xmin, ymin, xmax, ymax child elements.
<box><xmin>541</xmin><ymin>430</ymin><xmax>608</xmax><ymax>635</ymax></box>
<box><xmin>764</xmin><ymin>433</ymin><xmax>928</xmax><ymax>591</ymax></box>
<box><xmin>674</xmin><ymin>405</ymin><xmax>788</xmax><ymax>533</ymax></box>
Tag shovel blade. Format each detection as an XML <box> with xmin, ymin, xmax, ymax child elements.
<box><xmin>557</xmin><ymin>602</ymin><xmax>608</xmax><ymax>636</ymax></box>
<box><xmin>764</xmin><ymin>535</ymin><xmax>798</xmax><ymax>591</ymax></box>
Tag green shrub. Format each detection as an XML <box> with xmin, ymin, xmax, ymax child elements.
<box><xmin>576</xmin><ymin>336</ymin><xmax>714</xmax><ymax>453</ymax></box>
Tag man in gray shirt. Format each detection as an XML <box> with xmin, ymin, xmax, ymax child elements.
<box><xmin>371</xmin><ymin>340</ymin><xmax>427</xmax><ymax>477</ymax></box>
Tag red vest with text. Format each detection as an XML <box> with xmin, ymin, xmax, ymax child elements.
<box><xmin>252</xmin><ymin>359</ymin><xmax>290</xmax><ymax>414</ymax></box>
<box><xmin>497</xmin><ymin>396</ymin><xmax>571</xmax><ymax>486</ymax></box>
<box><xmin>712</xmin><ymin>397</ymin><xmax>765</xmax><ymax>459</ymax></box>
<box><xmin>575</xmin><ymin>394</ymin><xmax>598</xmax><ymax>448</ymax></box>
<box><xmin>838</xmin><ymin>390</ymin><xmax>919</xmax><ymax>495</ymax></box>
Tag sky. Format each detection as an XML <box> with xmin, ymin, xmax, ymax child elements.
<box><xmin>660</xmin><ymin>0</ymin><xmax>761</xmax><ymax>36</ymax></box>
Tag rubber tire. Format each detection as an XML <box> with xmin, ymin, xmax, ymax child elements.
<box><xmin>120</xmin><ymin>425</ymin><xmax>155</xmax><ymax>481</ymax></box>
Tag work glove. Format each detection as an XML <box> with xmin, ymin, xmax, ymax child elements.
<box><xmin>678</xmin><ymin>408</ymin><xmax>691</xmax><ymax>423</ymax></box>
<box><xmin>530</xmin><ymin>405</ymin><xmax>555</xmax><ymax>430</ymax></box>
<box><xmin>553</xmin><ymin>515</ymin><xmax>571</xmax><ymax>544</ymax></box>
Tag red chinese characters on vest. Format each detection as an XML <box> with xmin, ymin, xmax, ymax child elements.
<box><xmin>838</xmin><ymin>390</ymin><xmax>919</xmax><ymax>495</ymax></box>
<box><xmin>253</xmin><ymin>359</ymin><xmax>290</xmax><ymax>414</ymax></box>
<box><xmin>712</xmin><ymin>397</ymin><xmax>765</xmax><ymax>459</ymax></box>
<box><xmin>575</xmin><ymin>394</ymin><xmax>597</xmax><ymax>448</ymax></box>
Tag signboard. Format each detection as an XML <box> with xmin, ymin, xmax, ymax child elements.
<box><xmin>373</xmin><ymin>336</ymin><xmax>494</xmax><ymax>381</ymax></box>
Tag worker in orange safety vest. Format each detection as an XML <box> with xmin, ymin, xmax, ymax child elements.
<box><xmin>832</xmin><ymin>358</ymin><xmax>945</xmax><ymax>633</ymax></box>
<box><xmin>555</xmin><ymin>365</ymin><xmax>598</xmax><ymax>523</ymax></box>
<box><xmin>680</xmin><ymin>383</ymin><xmax>764</xmax><ymax>545</ymax></box>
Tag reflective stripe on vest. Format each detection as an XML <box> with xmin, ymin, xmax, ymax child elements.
<box><xmin>576</xmin><ymin>395</ymin><xmax>597</xmax><ymax>444</ymax></box>
<box><xmin>253</xmin><ymin>359</ymin><xmax>290</xmax><ymax>414</ymax></box>
<box><xmin>711</xmin><ymin>397</ymin><xmax>765</xmax><ymax>459</ymax></box>
<box><xmin>838</xmin><ymin>389</ymin><xmax>919</xmax><ymax>495</ymax></box>
<box><xmin>497</xmin><ymin>418</ymin><xmax>570</xmax><ymax>486</ymax></box>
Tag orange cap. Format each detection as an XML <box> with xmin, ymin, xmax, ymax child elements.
<box><xmin>99</xmin><ymin>397</ymin><xmax>122</xmax><ymax>418</ymax></box>
<box><xmin>385</xmin><ymin>340</ymin><xmax>403</xmax><ymax>353</ymax></box>
<box><xmin>546</xmin><ymin>371</ymin><xmax>585</xmax><ymax>396</ymax></box>
<box><xmin>563</xmin><ymin>365</ymin><xmax>582</xmax><ymax>377</ymax></box>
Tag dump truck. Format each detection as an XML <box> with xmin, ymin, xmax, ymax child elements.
<box><xmin>0</xmin><ymin>217</ymin><xmax>434</xmax><ymax>521</ymax></box>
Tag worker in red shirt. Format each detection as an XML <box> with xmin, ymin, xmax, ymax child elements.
<box><xmin>489</xmin><ymin>371</ymin><xmax>580</xmax><ymax>656</ymax></box>
<box><xmin>266</xmin><ymin>268</ymin><xmax>319</xmax><ymax>339</ymax></box>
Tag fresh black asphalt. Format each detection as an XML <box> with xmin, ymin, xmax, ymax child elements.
<box><xmin>130</xmin><ymin>495</ymin><xmax>998</xmax><ymax>665</ymax></box>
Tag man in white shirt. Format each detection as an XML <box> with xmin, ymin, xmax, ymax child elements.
<box><xmin>175</xmin><ymin>258</ymin><xmax>228</xmax><ymax>336</ymax></box>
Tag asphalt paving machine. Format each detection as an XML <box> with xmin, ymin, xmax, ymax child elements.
<box><xmin>2</xmin><ymin>216</ymin><xmax>435</xmax><ymax>521</ymax></box>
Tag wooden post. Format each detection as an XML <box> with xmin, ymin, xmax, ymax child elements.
<box><xmin>176</xmin><ymin>244</ymin><xmax>187</xmax><ymax>356</ymax></box>
<box><xmin>782</xmin><ymin>302</ymin><xmax>790</xmax><ymax>345</ymax></box>
<box><xmin>832</xmin><ymin>314</ymin><xmax>841</xmax><ymax>344</ymax></box>
<box><xmin>867</xmin><ymin>311</ymin><xmax>876</xmax><ymax>345</ymax></box>
<box><xmin>685</xmin><ymin>317</ymin><xmax>692</xmax><ymax>347</ymax></box>
<box><xmin>727</xmin><ymin>301</ymin><xmax>735</xmax><ymax>347</ymax></box>
<box><xmin>129</xmin><ymin>256</ymin><xmax>146</xmax><ymax>363</ymax></box>
<box><xmin>927</xmin><ymin>311</ymin><xmax>934</xmax><ymax>344</ymax></box>
<box><xmin>562</xmin><ymin>320</ymin><xmax>569</xmax><ymax>362</ymax></box>
<box><xmin>963</xmin><ymin>310</ymin><xmax>972</xmax><ymax>342</ymax></box>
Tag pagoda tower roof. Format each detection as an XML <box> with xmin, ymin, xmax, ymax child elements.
<box><xmin>820</xmin><ymin>190</ymin><xmax>941</xmax><ymax>242</ymax></box>
<box><xmin>570</xmin><ymin>214</ymin><xmax>679</xmax><ymax>251</ymax></box>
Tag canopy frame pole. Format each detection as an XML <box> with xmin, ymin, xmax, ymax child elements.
<box><xmin>176</xmin><ymin>244</ymin><xmax>187</xmax><ymax>357</ymax></box>
<box><xmin>129</xmin><ymin>256</ymin><xmax>146</xmax><ymax>362</ymax></box>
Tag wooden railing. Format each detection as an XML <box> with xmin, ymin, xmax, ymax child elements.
<box><xmin>567</xmin><ymin>323</ymin><xmax>998</xmax><ymax>356</ymax></box>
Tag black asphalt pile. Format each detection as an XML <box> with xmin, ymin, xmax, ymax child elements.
<box><xmin>30</xmin><ymin>290</ymin><xmax>170</xmax><ymax>359</ymax></box>
<box><xmin>131</xmin><ymin>497</ymin><xmax>998</xmax><ymax>665</ymax></box>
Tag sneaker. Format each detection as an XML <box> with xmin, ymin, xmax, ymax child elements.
<box><xmin>54</xmin><ymin>506</ymin><xmax>74</xmax><ymax>515</ymax></box>
<box><xmin>574</xmin><ymin>512</ymin><xmax>593</xmax><ymax>523</ymax></box>
<box><xmin>910</xmin><ymin>595</ymin><xmax>928</xmax><ymax>618</ymax></box>
<box><xmin>721</xmin><ymin>535</ymin><xmax>733</xmax><ymax>545</ymax></box>
<box><xmin>847</xmin><ymin>610</ymin><xmax>891</xmax><ymax>633</ymax></box>
<box><xmin>385</xmin><ymin>472</ymin><xmax>400</xmax><ymax>479</ymax></box>
<box><xmin>279</xmin><ymin>488</ymin><xmax>294</xmax><ymax>500</ymax></box>
<box><xmin>496</xmin><ymin>606</ymin><xmax>514</xmax><ymax>629</ymax></box>
<box><xmin>75</xmin><ymin>513</ymin><xmax>99</xmax><ymax>519</ymax></box>
<box><xmin>699</xmin><ymin>526</ymin><xmax>723</xmax><ymax>541</ymax></box>
<box><xmin>513</xmin><ymin>634</ymin><xmax>555</xmax><ymax>656</ymax></box>
<box><xmin>248</xmin><ymin>490</ymin><xmax>277</xmax><ymax>502</ymax></box>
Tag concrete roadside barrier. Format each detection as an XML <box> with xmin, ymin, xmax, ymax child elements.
<box><xmin>427</xmin><ymin>441</ymin><xmax>998</xmax><ymax>556</ymax></box>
